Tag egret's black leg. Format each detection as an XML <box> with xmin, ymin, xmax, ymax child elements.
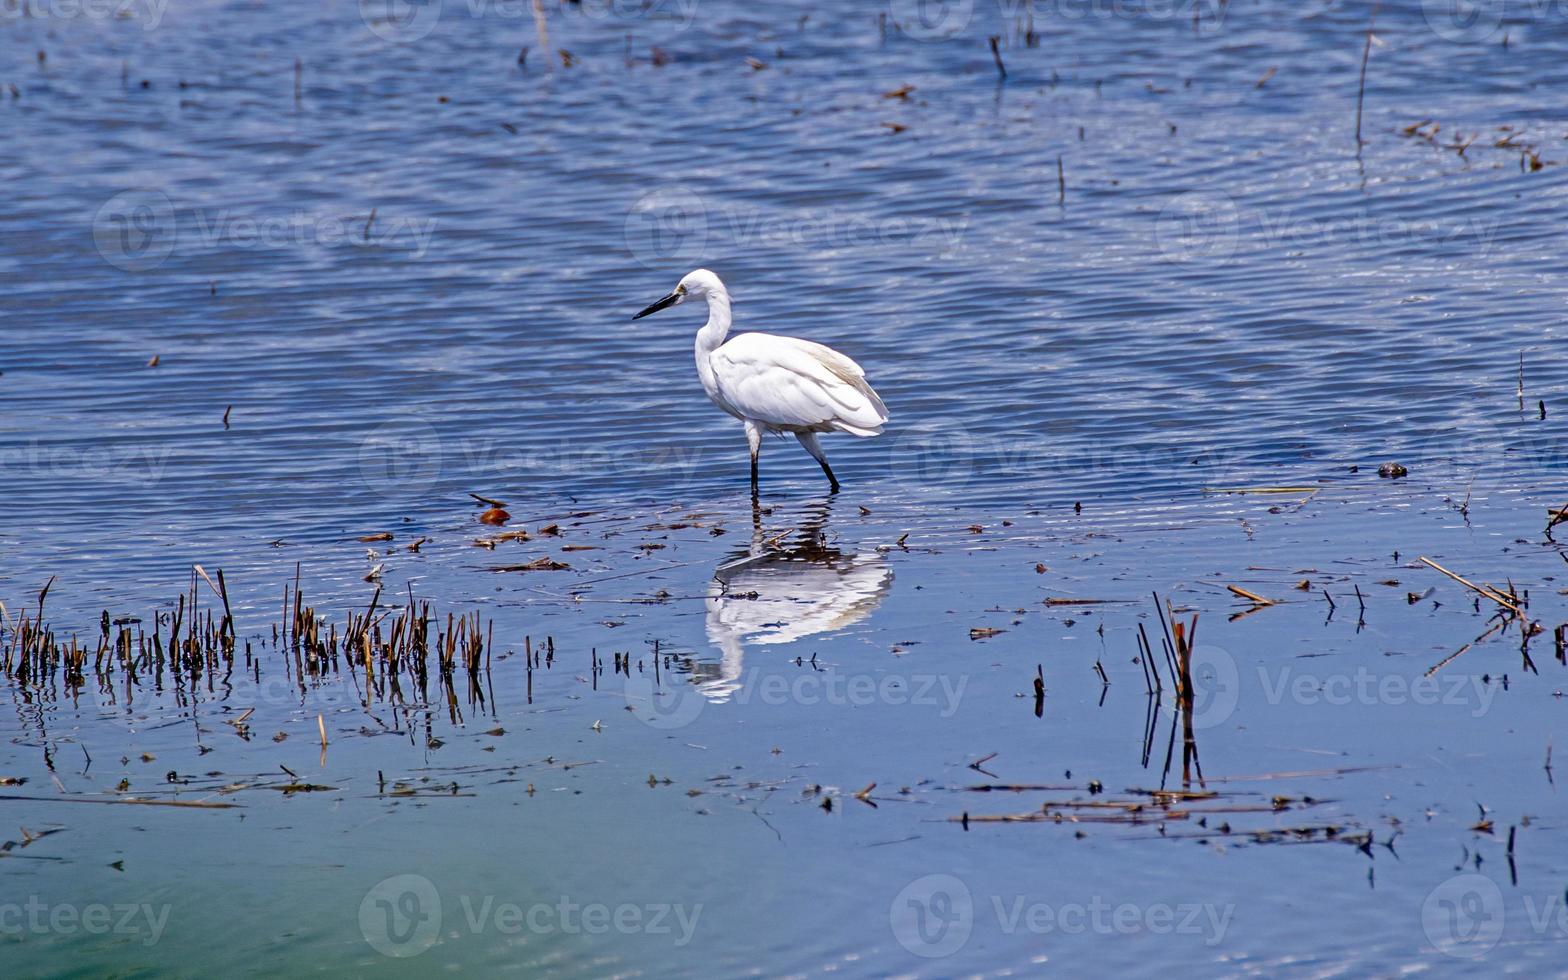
<box><xmin>745</xmin><ymin>421</ymin><xmax>763</xmax><ymax>495</ymax></box>
<box><xmin>819</xmin><ymin>458</ymin><xmax>841</xmax><ymax>493</ymax></box>
<box><xmin>796</xmin><ymin>431</ymin><xmax>841</xmax><ymax>493</ymax></box>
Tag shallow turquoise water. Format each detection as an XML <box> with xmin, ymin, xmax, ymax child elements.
<box><xmin>2</xmin><ymin>1</ymin><xmax>1568</xmax><ymax>976</ymax></box>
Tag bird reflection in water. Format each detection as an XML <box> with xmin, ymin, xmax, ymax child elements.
<box><xmin>692</xmin><ymin>496</ymin><xmax>893</xmax><ymax>702</ymax></box>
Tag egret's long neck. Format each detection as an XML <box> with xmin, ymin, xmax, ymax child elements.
<box><xmin>694</xmin><ymin>288</ymin><xmax>732</xmax><ymax>356</ymax></box>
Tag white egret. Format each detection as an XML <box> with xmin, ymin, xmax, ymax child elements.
<box><xmin>632</xmin><ymin>269</ymin><xmax>889</xmax><ymax>492</ymax></box>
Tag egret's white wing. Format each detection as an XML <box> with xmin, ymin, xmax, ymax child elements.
<box><xmin>710</xmin><ymin>332</ymin><xmax>889</xmax><ymax>434</ymax></box>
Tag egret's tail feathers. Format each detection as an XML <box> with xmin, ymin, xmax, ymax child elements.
<box><xmin>845</xmin><ymin>376</ymin><xmax>889</xmax><ymax>426</ymax></box>
<box><xmin>834</xmin><ymin>421</ymin><xmax>884</xmax><ymax>438</ymax></box>
<box><xmin>808</xmin><ymin>345</ymin><xmax>888</xmax><ymax>421</ymax></box>
<box><xmin>816</xmin><ymin>355</ymin><xmax>889</xmax><ymax>434</ymax></box>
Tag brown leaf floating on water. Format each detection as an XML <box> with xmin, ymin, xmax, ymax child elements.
<box><xmin>359</xmin><ymin>532</ymin><xmax>394</xmax><ymax>542</ymax></box>
<box><xmin>479</xmin><ymin>507</ymin><xmax>511</xmax><ymax>525</ymax></box>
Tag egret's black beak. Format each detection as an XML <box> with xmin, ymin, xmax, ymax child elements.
<box><xmin>632</xmin><ymin>290</ymin><xmax>682</xmax><ymax>320</ymax></box>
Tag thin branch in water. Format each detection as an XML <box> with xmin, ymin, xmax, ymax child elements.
<box><xmin>1354</xmin><ymin>6</ymin><xmax>1382</xmax><ymax>147</ymax></box>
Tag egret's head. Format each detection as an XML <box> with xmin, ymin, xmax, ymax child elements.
<box><xmin>632</xmin><ymin>269</ymin><xmax>724</xmax><ymax>320</ymax></box>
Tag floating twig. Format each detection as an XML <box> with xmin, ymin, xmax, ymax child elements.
<box><xmin>1354</xmin><ymin>6</ymin><xmax>1381</xmax><ymax>147</ymax></box>
<box><xmin>1226</xmin><ymin>585</ymin><xmax>1276</xmax><ymax>606</ymax></box>
<box><xmin>1417</xmin><ymin>556</ymin><xmax>1521</xmax><ymax>614</ymax></box>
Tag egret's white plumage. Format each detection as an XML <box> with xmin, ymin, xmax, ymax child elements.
<box><xmin>633</xmin><ymin>269</ymin><xmax>888</xmax><ymax>491</ymax></box>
